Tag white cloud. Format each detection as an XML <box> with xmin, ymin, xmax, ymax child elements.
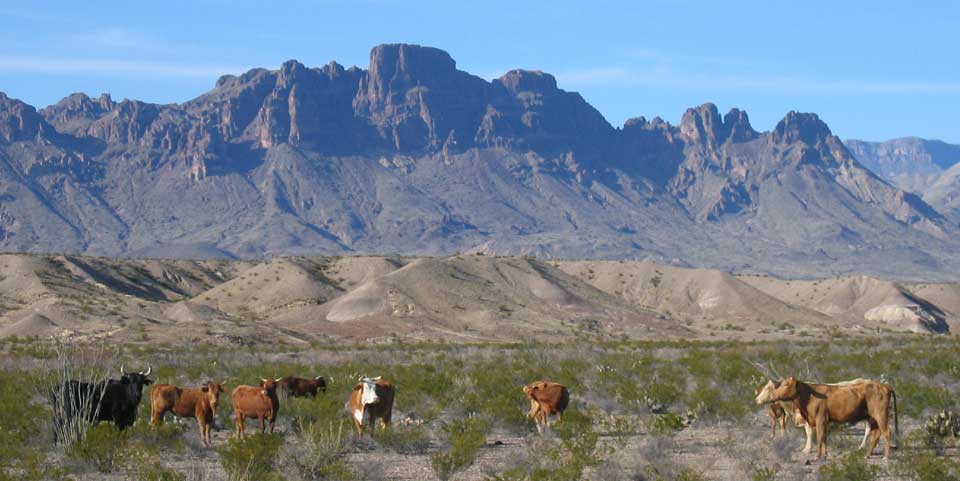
<box><xmin>0</xmin><ymin>56</ymin><xmax>249</xmax><ymax>78</ymax></box>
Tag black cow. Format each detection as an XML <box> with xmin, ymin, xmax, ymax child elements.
<box><xmin>50</xmin><ymin>364</ymin><xmax>153</xmax><ymax>439</ymax></box>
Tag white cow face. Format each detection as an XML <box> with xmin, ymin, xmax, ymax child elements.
<box><xmin>754</xmin><ymin>380</ymin><xmax>778</xmax><ymax>404</ymax></box>
<box><xmin>360</xmin><ymin>377</ymin><xmax>381</xmax><ymax>405</ymax></box>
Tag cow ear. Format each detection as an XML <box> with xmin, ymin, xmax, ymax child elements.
<box><xmin>145</xmin><ymin>379</ymin><xmax>153</xmax><ymax>385</ymax></box>
<box><xmin>202</xmin><ymin>386</ymin><xmax>209</xmax><ymax>393</ymax></box>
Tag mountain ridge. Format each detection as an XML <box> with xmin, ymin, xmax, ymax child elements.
<box><xmin>1</xmin><ymin>43</ymin><xmax>958</xmax><ymax>280</ymax></box>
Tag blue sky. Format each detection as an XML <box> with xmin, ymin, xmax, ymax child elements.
<box><xmin>1</xmin><ymin>1</ymin><xmax>957</xmax><ymax>143</ymax></box>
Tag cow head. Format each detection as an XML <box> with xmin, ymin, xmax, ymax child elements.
<box><xmin>202</xmin><ymin>381</ymin><xmax>227</xmax><ymax>415</ymax></box>
<box><xmin>769</xmin><ymin>376</ymin><xmax>799</xmax><ymax>402</ymax></box>
<box><xmin>259</xmin><ymin>378</ymin><xmax>282</xmax><ymax>397</ymax></box>
<box><xmin>523</xmin><ymin>381</ymin><xmax>546</xmax><ymax>400</ymax></box>
<box><xmin>118</xmin><ymin>364</ymin><xmax>153</xmax><ymax>402</ymax></box>
<box><xmin>754</xmin><ymin>380</ymin><xmax>780</xmax><ymax>405</ymax></box>
<box><xmin>316</xmin><ymin>376</ymin><xmax>327</xmax><ymax>392</ymax></box>
<box><xmin>359</xmin><ymin>377</ymin><xmax>381</xmax><ymax>405</ymax></box>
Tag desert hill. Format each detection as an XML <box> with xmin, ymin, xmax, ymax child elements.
<box><xmin>0</xmin><ymin>253</ymin><xmax>956</xmax><ymax>344</ymax></box>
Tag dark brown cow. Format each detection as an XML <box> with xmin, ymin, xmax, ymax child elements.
<box><xmin>769</xmin><ymin>376</ymin><xmax>898</xmax><ymax>459</ymax></box>
<box><xmin>150</xmin><ymin>381</ymin><xmax>226</xmax><ymax>446</ymax></box>
<box><xmin>231</xmin><ymin>378</ymin><xmax>281</xmax><ymax>440</ymax></box>
<box><xmin>349</xmin><ymin>377</ymin><xmax>394</xmax><ymax>436</ymax></box>
<box><xmin>523</xmin><ymin>380</ymin><xmax>569</xmax><ymax>433</ymax></box>
<box><xmin>279</xmin><ymin>376</ymin><xmax>326</xmax><ymax>398</ymax></box>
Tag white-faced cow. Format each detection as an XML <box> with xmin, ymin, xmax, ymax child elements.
<box><xmin>349</xmin><ymin>376</ymin><xmax>394</xmax><ymax>436</ymax></box>
<box><xmin>151</xmin><ymin>381</ymin><xmax>226</xmax><ymax>447</ymax></box>
<box><xmin>767</xmin><ymin>376</ymin><xmax>899</xmax><ymax>459</ymax></box>
<box><xmin>231</xmin><ymin>378</ymin><xmax>281</xmax><ymax>440</ymax></box>
<box><xmin>523</xmin><ymin>380</ymin><xmax>569</xmax><ymax>433</ymax></box>
<box><xmin>50</xmin><ymin>364</ymin><xmax>153</xmax><ymax>440</ymax></box>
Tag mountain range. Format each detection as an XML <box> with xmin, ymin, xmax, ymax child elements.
<box><xmin>1</xmin><ymin>43</ymin><xmax>958</xmax><ymax>280</ymax></box>
<box><xmin>845</xmin><ymin>137</ymin><xmax>960</xmax><ymax>222</ymax></box>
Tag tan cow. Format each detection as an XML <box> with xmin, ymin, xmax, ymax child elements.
<box><xmin>767</xmin><ymin>376</ymin><xmax>899</xmax><ymax>459</ymax></box>
<box><xmin>349</xmin><ymin>377</ymin><xmax>394</xmax><ymax>436</ymax></box>
<box><xmin>231</xmin><ymin>378</ymin><xmax>281</xmax><ymax>440</ymax></box>
<box><xmin>523</xmin><ymin>381</ymin><xmax>569</xmax><ymax>433</ymax></box>
<box><xmin>150</xmin><ymin>381</ymin><xmax>226</xmax><ymax>446</ymax></box>
<box><xmin>755</xmin><ymin>379</ymin><xmax>883</xmax><ymax>453</ymax></box>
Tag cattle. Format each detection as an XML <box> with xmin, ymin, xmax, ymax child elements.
<box><xmin>755</xmin><ymin>379</ymin><xmax>883</xmax><ymax>453</ymax></box>
<box><xmin>231</xmin><ymin>378</ymin><xmax>281</xmax><ymax>440</ymax></box>
<box><xmin>50</xmin><ymin>364</ymin><xmax>153</xmax><ymax>440</ymax></box>
<box><xmin>150</xmin><ymin>381</ymin><xmax>226</xmax><ymax>447</ymax></box>
<box><xmin>349</xmin><ymin>377</ymin><xmax>394</xmax><ymax>436</ymax></box>
<box><xmin>766</xmin><ymin>376</ymin><xmax>899</xmax><ymax>459</ymax></box>
<box><xmin>523</xmin><ymin>380</ymin><xmax>569</xmax><ymax>433</ymax></box>
<box><xmin>279</xmin><ymin>376</ymin><xmax>326</xmax><ymax>398</ymax></box>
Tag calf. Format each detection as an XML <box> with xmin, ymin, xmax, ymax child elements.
<box><xmin>349</xmin><ymin>377</ymin><xmax>394</xmax><ymax>435</ymax></box>
<box><xmin>768</xmin><ymin>376</ymin><xmax>898</xmax><ymax>459</ymax></box>
<box><xmin>150</xmin><ymin>381</ymin><xmax>226</xmax><ymax>446</ymax></box>
<box><xmin>279</xmin><ymin>376</ymin><xmax>326</xmax><ymax>398</ymax></box>
<box><xmin>231</xmin><ymin>378</ymin><xmax>281</xmax><ymax>440</ymax></box>
<box><xmin>523</xmin><ymin>380</ymin><xmax>569</xmax><ymax>433</ymax></box>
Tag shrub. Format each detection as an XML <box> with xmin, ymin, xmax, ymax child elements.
<box><xmin>280</xmin><ymin>421</ymin><xmax>352</xmax><ymax>481</ymax></box>
<box><xmin>651</xmin><ymin>413</ymin><xmax>685</xmax><ymax>435</ymax></box>
<box><xmin>374</xmin><ymin>423</ymin><xmax>432</xmax><ymax>455</ymax></box>
<box><xmin>66</xmin><ymin>423</ymin><xmax>124</xmax><ymax>473</ymax></box>
<box><xmin>217</xmin><ymin>433</ymin><xmax>283</xmax><ymax>481</ymax></box>
<box><xmin>431</xmin><ymin>416</ymin><xmax>489</xmax><ymax>481</ymax></box>
<box><xmin>894</xmin><ymin>452</ymin><xmax>960</xmax><ymax>481</ymax></box>
<box><xmin>817</xmin><ymin>451</ymin><xmax>879</xmax><ymax>481</ymax></box>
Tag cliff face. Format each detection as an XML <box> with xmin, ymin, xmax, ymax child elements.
<box><xmin>1</xmin><ymin>44</ymin><xmax>958</xmax><ymax>279</ymax></box>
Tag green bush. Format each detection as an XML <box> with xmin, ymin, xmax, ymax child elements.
<box><xmin>651</xmin><ymin>413</ymin><xmax>685</xmax><ymax>435</ymax></box>
<box><xmin>818</xmin><ymin>451</ymin><xmax>879</xmax><ymax>481</ymax></box>
<box><xmin>894</xmin><ymin>452</ymin><xmax>960</xmax><ymax>481</ymax></box>
<box><xmin>216</xmin><ymin>433</ymin><xmax>283</xmax><ymax>481</ymax></box>
<box><xmin>431</xmin><ymin>417</ymin><xmax>489</xmax><ymax>481</ymax></box>
<box><xmin>374</xmin><ymin>423</ymin><xmax>432</xmax><ymax>454</ymax></box>
<box><xmin>66</xmin><ymin>423</ymin><xmax>125</xmax><ymax>473</ymax></box>
<box><xmin>282</xmin><ymin>421</ymin><xmax>353</xmax><ymax>481</ymax></box>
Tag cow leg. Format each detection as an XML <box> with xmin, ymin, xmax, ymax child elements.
<box><xmin>236</xmin><ymin>411</ymin><xmax>245</xmax><ymax>440</ymax></box>
<box><xmin>859</xmin><ymin>422</ymin><xmax>871</xmax><ymax>450</ymax></box>
<box><xmin>769</xmin><ymin>412</ymin><xmax>776</xmax><ymax>436</ymax></box>
<box><xmin>816</xmin><ymin>421</ymin><xmax>827</xmax><ymax>460</ymax></box>
<box><xmin>269</xmin><ymin>416</ymin><xmax>275</xmax><ymax>434</ymax></box>
<box><xmin>802</xmin><ymin>423</ymin><xmax>814</xmax><ymax>454</ymax></box>
<box><xmin>864</xmin><ymin>418</ymin><xmax>881</xmax><ymax>458</ymax></box>
<box><xmin>352</xmin><ymin>409</ymin><xmax>363</xmax><ymax>436</ymax></box>
<box><xmin>259</xmin><ymin>415</ymin><xmax>266</xmax><ymax>434</ymax></box>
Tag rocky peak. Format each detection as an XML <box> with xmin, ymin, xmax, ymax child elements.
<box><xmin>496</xmin><ymin>70</ymin><xmax>558</xmax><ymax>94</ymax></box>
<box><xmin>773</xmin><ymin>111</ymin><xmax>833</xmax><ymax>146</ymax></box>
<box><xmin>721</xmin><ymin>108</ymin><xmax>757</xmax><ymax>142</ymax></box>
<box><xmin>0</xmin><ymin>92</ymin><xmax>47</xmax><ymax>143</ymax></box>
<box><xmin>680</xmin><ymin>103</ymin><xmax>722</xmax><ymax>144</ymax></box>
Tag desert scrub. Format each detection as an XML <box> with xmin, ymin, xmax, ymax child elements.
<box><xmin>431</xmin><ymin>416</ymin><xmax>489</xmax><ymax>481</ymax></box>
<box><xmin>66</xmin><ymin>423</ymin><xmax>125</xmax><ymax>473</ymax></box>
<box><xmin>374</xmin><ymin>423</ymin><xmax>432</xmax><ymax>454</ymax></box>
<box><xmin>217</xmin><ymin>433</ymin><xmax>284</xmax><ymax>481</ymax></box>
<box><xmin>893</xmin><ymin>451</ymin><xmax>960</xmax><ymax>481</ymax></box>
<box><xmin>280</xmin><ymin>421</ymin><xmax>353</xmax><ymax>481</ymax></box>
<box><xmin>817</xmin><ymin>451</ymin><xmax>879</xmax><ymax>481</ymax></box>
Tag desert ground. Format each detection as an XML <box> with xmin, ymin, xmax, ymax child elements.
<box><xmin>1</xmin><ymin>337</ymin><xmax>959</xmax><ymax>481</ymax></box>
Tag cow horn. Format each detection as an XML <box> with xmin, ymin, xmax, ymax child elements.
<box><xmin>261</xmin><ymin>378</ymin><xmax>268</xmax><ymax>383</ymax></box>
<box><xmin>144</xmin><ymin>365</ymin><xmax>152</xmax><ymax>376</ymax></box>
<box><xmin>275</xmin><ymin>378</ymin><xmax>282</xmax><ymax>382</ymax></box>
<box><xmin>373</xmin><ymin>376</ymin><xmax>381</xmax><ymax>381</ymax></box>
<box><xmin>120</xmin><ymin>364</ymin><xmax>126</xmax><ymax>376</ymax></box>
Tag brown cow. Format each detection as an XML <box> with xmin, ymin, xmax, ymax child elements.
<box><xmin>523</xmin><ymin>381</ymin><xmax>569</xmax><ymax>433</ymax></box>
<box><xmin>349</xmin><ymin>377</ymin><xmax>394</xmax><ymax>436</ymax></box>
<box><xmin>150</xmin><ymin>381</ymin><xmax>226</xmax><ymax>446</ymax></box>
<box><xmin>231</xmin><ymin>378</ymin><xmax>281</xmax><ymax>440</ymax></box>
<box><xmin>755</xmin><ymin>379</ymin><xmax>889</xmax><ymax>453</ymax></box>
<box><xmin>768</xmin><ymin>376</ymin><xmax>898</xmax><ymax>459</ymax></box>
<box><xmin>279</xmin><ymin>376</ymin><xmax>327</xmax><ymax>398</ymax></box>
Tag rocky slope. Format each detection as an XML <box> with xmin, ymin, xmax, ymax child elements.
<box><xmin>1</xmin><ymin>44</ymin><xmax>958</xmax><ymax>279</ymax></box>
